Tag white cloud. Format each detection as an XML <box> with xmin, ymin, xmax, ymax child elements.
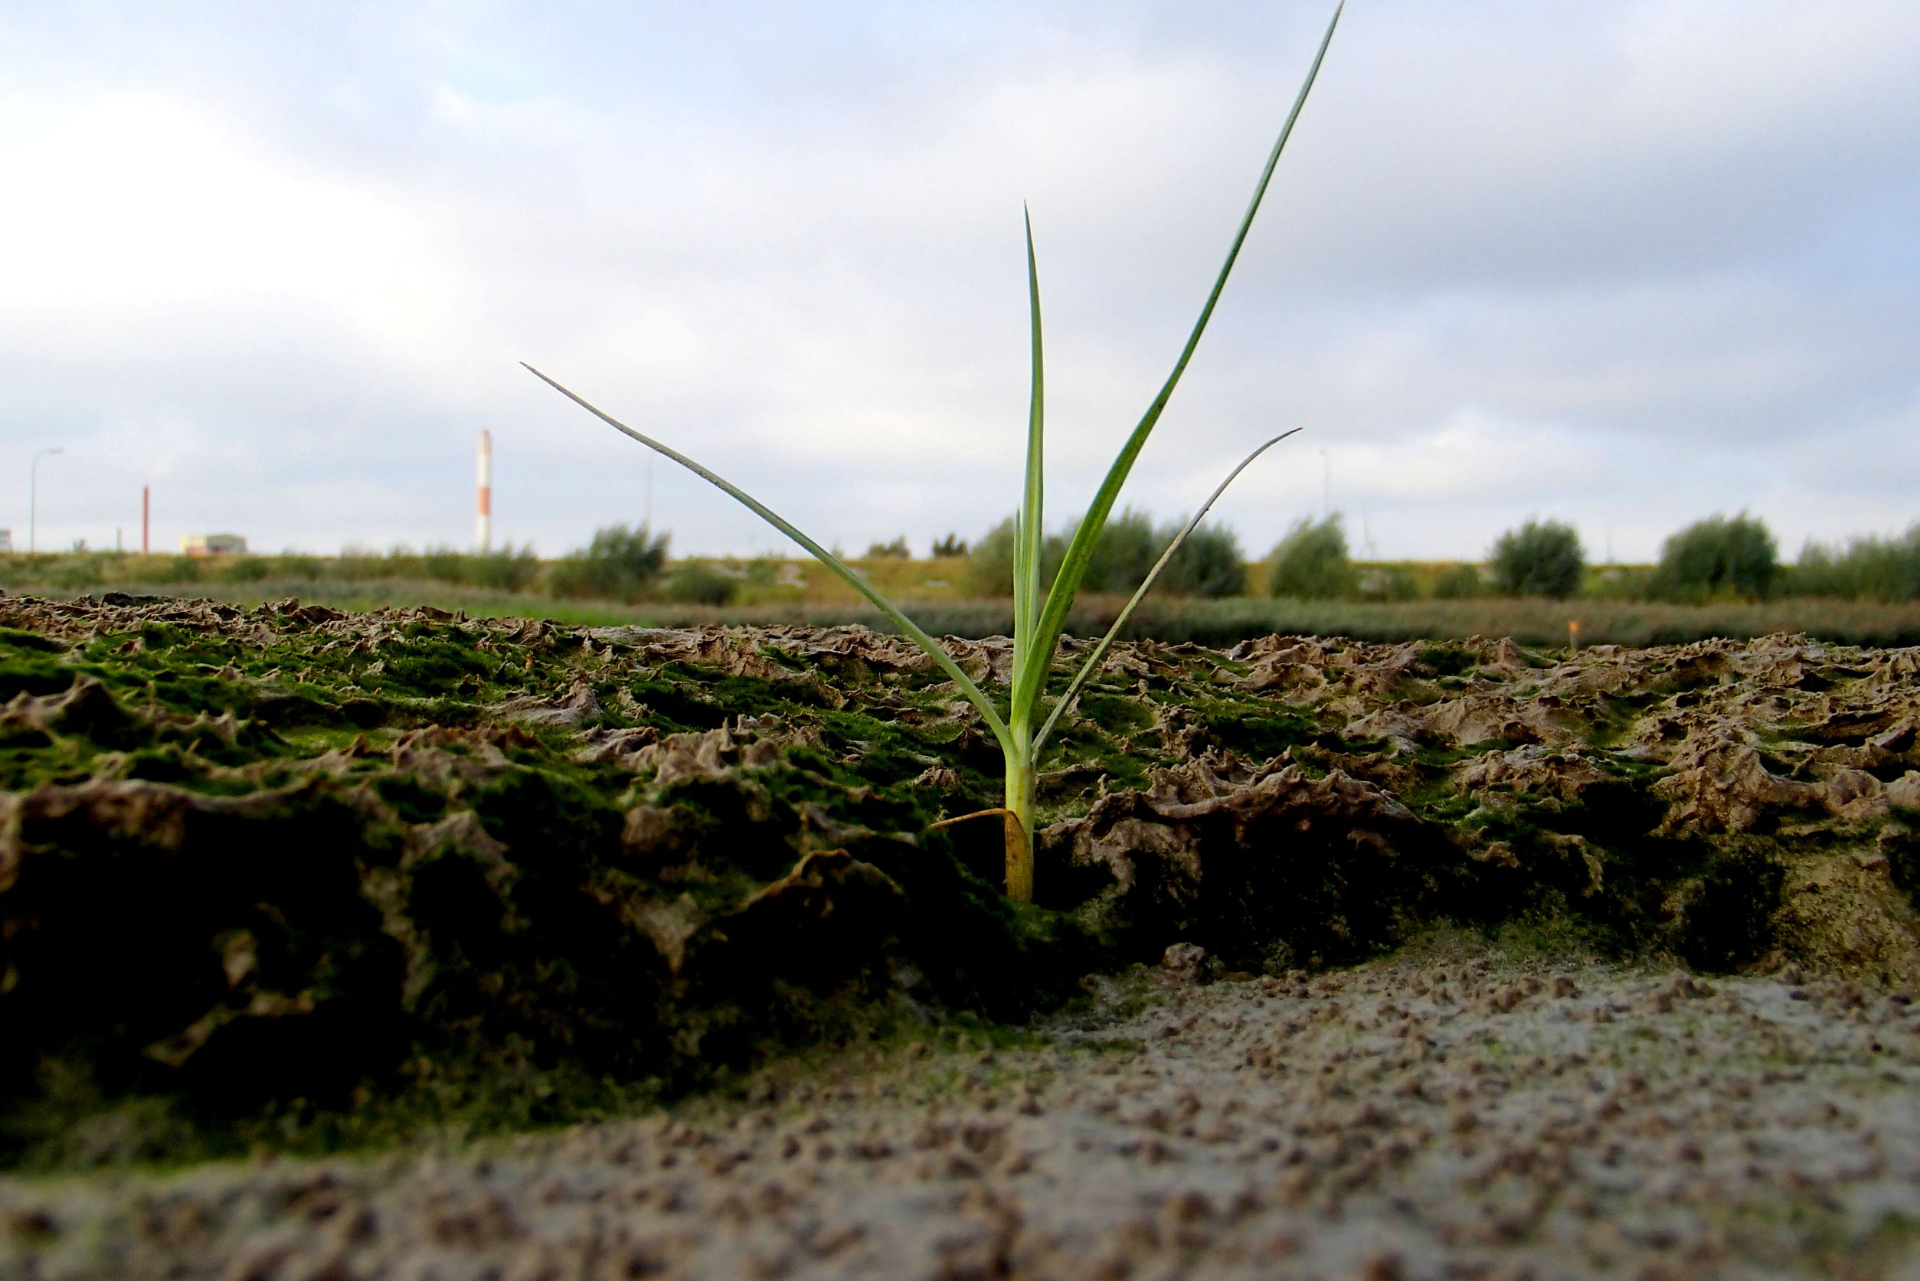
<box><xmin>1</xmin><ymin>1</ymin><xmax>1917</xmax><ymax>566</ymax></box>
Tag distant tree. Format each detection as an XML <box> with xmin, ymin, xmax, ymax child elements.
<box><xmin>1359</xmin><ymin>563</ymin><xmax>1418</xmax><ymax>602</ymax></box>
<box><xmin>549</xmin><ymin>524</ymin><xmax>670</xmax><ymax>601</ymax></box>
<box><xmin>1081</xmin><ymin>508</ymin><xmax>1161</xmax><ymax>594</ymax></box>
<box><xmin>1490</xmin><ymin>519</ymin><xmax>1585</xmax><ymax>599</ymax></box>
<box><xmin>1648</xmin><ymin>513</ymin><xmax>1779</xmax><ymax>602</ymax></box>
<box><xmin>967</xmin><ymin>516</ymin><xmax>1066</xmax><ymax>597</ymax></box>
<box><xmin>930</xmin><ymin>533</ymin><xmax>969</xmax><ymax>558</ymax></box>
<box><xmin>662</xmin><ymin>560</ymin><xmax>737</xmax><ymax>605</ymax></box>
<box><xmin>1790</xmin><ymin>525</ymin><xmax>1920</xmax><ymax>602</ymax></box>
<box><xmin>1430</xmin><ymin>562</ymin><xmax>1485</xmax><ymax>599</ymax></box>
<box><xmin>1267</xmin><ymin>515</ymin><xmax>1358</xmax><ymax>600</ymax></box>
<box><xmin>969</xmin><ymin>509</ymin><xmax>1245</xmax><ymax>599</ymax></box>
<box><xmin>865</xmin><ymin>535</ymin><xmax>911</xmax><ymax>559</ymax></box>
<box><xmin>1158</xmin><ymin>522</ymin><xmax>1247</xmax><ymax>598</ymax></box>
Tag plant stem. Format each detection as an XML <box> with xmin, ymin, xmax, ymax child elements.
<box><xmin>1002</xmin><ymin>747</ymin><xmax>1036</xmax><ymax>903</ymax></box>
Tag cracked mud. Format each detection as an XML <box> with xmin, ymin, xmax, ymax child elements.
<box><xmin>1</xmin><ymin>593</ymin><xmax>1917</xmax><ymax>1276</ymax></box>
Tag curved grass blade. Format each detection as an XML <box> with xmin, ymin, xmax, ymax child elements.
<box><xmin>1010</xmin><ymin>2</ymin><xmax>1344</xmax><ymax>726</ymax></box>
<box><xmin>1032</xmin><ymin>428</ymin><xmax>1302</xmax><ymax>754</ymax></box>
<box><xmin>1014</xmin><ymin>207</ymin><xmax>1046</xmax><ymax>683</ymax></box>
<box><xmin>522</xmin><ymin>363</ymin><xmax>1015</xmax><ymax>753</ymax></box>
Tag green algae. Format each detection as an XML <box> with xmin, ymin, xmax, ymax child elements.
<box><xmin>1</xmin><ymin>595</ymin><xmax>1915</xmax><ymax>1171</ymax></box>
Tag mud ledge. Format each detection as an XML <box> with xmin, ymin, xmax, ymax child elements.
<box><xmin>1</xmin><ymin>594</ymin><xmax>1916</xmax><ymax>1169</ymax></box>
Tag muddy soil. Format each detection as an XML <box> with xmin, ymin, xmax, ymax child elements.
<box><xmin>0</xmin><ymin>593</ymin><xmax>1917</xmax><ymax>1184</ymax></box>
<box><xmin>5</xmin><ymin>941</ymin><xmax>1918</xmax><ymax>1280</ymax></box>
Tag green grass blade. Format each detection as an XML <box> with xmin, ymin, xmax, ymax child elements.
<box><xmin>1013</xmin><ymin>207</ymin><xmax>1046</xmax><ymax>694</ymax></box>
<box><xmin>522</xmin><ymin>363</ymin><xmax>1015</xmax><ymax>753</ymax></box>
<box><xmin>1010</xmin><ymin>3</ymin><xmax>1342</xmax><ymax>725</ymax></box>
<box><xmin>1032</xmin><ymin>429</ymin><xmax>1301</xmax><ymax>754</ymax></box>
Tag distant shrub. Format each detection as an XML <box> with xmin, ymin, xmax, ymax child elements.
<box><xmin>864</xmin><ymin>536</ymin><xmax>911</xmax><ymax>559</ymax></box>
<box><xmin>1430</xmin><ymin>562</ymin><xmax>1485</xmax><ymax>600</ymax></box>
<box><xmin>743</xmin><ymin>557</ymin><xmax>782</xmax><ymax>588</ymax></box>
<box><xmin>418</xmin><ymin>546</ymin><xmax>460</xmax><ymax>583</ymax></box>
<box><xmin>276</xmin><ymin>555</ymin><xmax>323</xmax><ymax>580</ymax></box>
<box><xmin>1359</xmin><ymin>563</ymin><xmax>1418</xmax><ymax>602</ymax></box>
<box><xmin>1491</xmin><ymin>519</ymin><xmax>1584</xmax><ymax>599</ymax></box>
<box><xmin>51</xmin><ymin>555</ymin><xmax>105</xmax><ymax>590</ymax></box>
<box><xmin>1585</xmin><ymin>564</ymin><xmax>1651</xmax><ymax>600</ymax></box>
<box><xmin>1649</xmin><ymin>513</ymin><xmax>1779</xmax><ymax>602</ymax></box>
<box><xmin>1081</xmin><ymin>508</ymin><xmax>1161</xmax><ymax>594</ymax></box>
<box><xmin>970</xmin><ymin>509</ymin><xmax>1242</xmax><ymax>600</ymax></box>
<box><xmin>216</xmin><ymin>556</ymin><xmax>273</xmax><ymax>583</ymax></box>
<box><xmin>1157</xmin><ymin>522</ymin><xmax>1247</xmax><ymax>599</ymax></box>
<box><xmin>968</xmin><ymin>517</ymin><xmax>1065</xmax><ymax>597</ymax></box>
<box><xmin>164</xmin><ymin>555</ymin><xmax>202</xmax><ymax>583</ymax></box>
<box><xmin>549</xmin><ymin>525</ymin><xmax>670</xmax><ymax>601</ymax></box>
<box><xmin>1791</xmin><ymin>525</ymin><xmax>1920</xmax><ymax>602</ymax></box>
<box><xmin>662</xmin><ymin>560</ymin><xmax>737</xmax><ymax>606</ymax></box>
<box><xmin>930</xmin><ymin>533</ymin><xmax>969</xmax><ymax>558</ymax></box>
<box><xmin>467</xmin><ymin>546</ymin><xmax>541</xmax><ymax>592</ymax></box>
<box><xmin>1267</xmin><ymin>515</ymin><xmax>1358</xmax><ymax>600</ymax></box>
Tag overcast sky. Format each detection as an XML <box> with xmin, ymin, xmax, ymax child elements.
<box><xmin>3</xmin><ymin>1</ymin><xmax>1917</xmax><ymax>563</ymax></box>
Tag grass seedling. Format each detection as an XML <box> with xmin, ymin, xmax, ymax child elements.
<box><xmin>527</xmin><ymin>5</ymin><xmax>1341</xmax><ymax>902</ymax></box>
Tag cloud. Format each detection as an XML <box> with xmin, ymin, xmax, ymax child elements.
<box><xmin>1</xmin><ymin>1</ymin><xmax>1916</xmax><ymax>566</ymax></box>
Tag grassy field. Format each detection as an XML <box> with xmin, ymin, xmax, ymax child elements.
<box><xmin>5</xmin><ymin>552</ymin><xmax>1918</xmax><ymax>646</ymax></box>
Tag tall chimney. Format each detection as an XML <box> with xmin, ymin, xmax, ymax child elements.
<box><xmin>142</xmin><ymin>486</ymin><xmax>150</xmax><ymax>555</ymax></box>
<box><xmin>476</xmin><ymin>430</ymin><xmax>493</xmax><ymax>552</ymax></box>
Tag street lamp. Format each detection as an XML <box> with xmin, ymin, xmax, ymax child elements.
<box><xmin>30</xmin><ymin>447</ymin><xmax>62</xmax><ymax>554</ymax></box>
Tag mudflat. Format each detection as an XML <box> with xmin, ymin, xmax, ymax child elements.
<box><xmin>5</xmin><ymin>945</ymin><xmax>1917</xmax><ymax>1279</ymax></box>
<box><xmin>2</xmin><ymin>594</ymin><xmax>1918</xmax><ymax>1276</ymax></box>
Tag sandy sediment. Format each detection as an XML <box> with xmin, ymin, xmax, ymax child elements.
<box><xmin>6</xmin><ymin>945</ymin><xmax>1918</xmax><ymax>1281</ymax></box>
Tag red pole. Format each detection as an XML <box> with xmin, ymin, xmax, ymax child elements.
<box><xmin>142</xmin><ymin>486</ymin><xmax>150</xmax><ymax>554</ymax></box>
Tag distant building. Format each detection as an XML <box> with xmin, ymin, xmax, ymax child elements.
<box><xmin>180</xmin><ymin>533</ymin><xmax>247</xmax><ymax>556</ymax></box>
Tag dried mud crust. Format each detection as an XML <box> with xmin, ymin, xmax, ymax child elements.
<box><xmin>4</xmin><ymin>949</ymin><xmax>1919</xmax><ymax>1280</ymax></box>
<box><xmin>0</xmin><ymin>593</ymin><xmax>1918</xmax><ymax>1164</ymax></box>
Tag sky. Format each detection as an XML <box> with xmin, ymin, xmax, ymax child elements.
<box><xmin>2</xmin><ymin>1</ymin><xmax>1917</xmax><ymax>564</ymax></box>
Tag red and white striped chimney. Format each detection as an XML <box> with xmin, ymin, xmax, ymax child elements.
<box><xmin>476</xmin><ymin>429</ymin><xmax>493</xmax><ymax>552</ymax></box>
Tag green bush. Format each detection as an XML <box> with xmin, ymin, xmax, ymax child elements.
<box><xmin>1157</xmin><ymin>522</ymin><xmax>1246</xmax><ymax>599</ymax></box>
<box><xmin>967</xmin><ymin>517</ymin><xmax>1065</xmax><ymax>597</ymax></box>
<box><xmin>549</xmin><ymin>525</ymin><xmax>670</xmax><ymax>602</ymax></box>
<box><xmin>51</xmin><ymin>556</ymin><xmax>105</xmax><ymax>590</ymax></box>
<box><xmin>930</xmin><ymin>533</ymin><xmax>969</xmax><ymax>558</ymax></box>
<box><xmin>1081</xmin><ymin>508</ymin><xmax>1161</xmax><ymax>594</ymax></box>
<box><xmin>276</xmin><ymin>555</ymin><xmax>323</xmax><ymax>581</ymax></box>
<box><xmin>420</xmin><ymin>546</ymin><xmax>468</xmax><ymax>584</ymax></box>
<box><xmin>1490</xmin><ymin>519</ymin><xmax>1584</xmax><ymax>599</ymax></box>
<box><xmin>1267</xmin><ymin>515</ymin><xmax>1357</xmax><ymax>600</ymax></box>
<box><xmin>1430</xmin><ymin>562</ymin><xmax>1485</xmax><ymax>600</ymax></box>
<box><xmin>662</xmin><ymin>560</ymin><xmax>737</xmax><ymax>606</ymax></box>
<box><xmin>466</xmin><ymin>546</ymin><xmax>541</xmax><ymax>593</ymax></box>
<box><xmin>1649</xmin><ymin>513</ymin><xmax>1779</xmax><ymax>602</ymax></box>
<box><xmin>164</xmin><ymin>555</ymin><xmax>202</xmax><ymax>583</ymax></box>
<box><xmin>1359</xmin><ymin>563</ymin><xmax>1418</xmax><ymax>602</ymax></box>
<box><xmin>969</xmin><ymin>510</ymin><xmax>1242</xmax><ymax>599</ymax></box>
<box><xmin>1791</xmin><ymin>525</ymin><xmax>1920</xmax><ymax>601</ymax></box>
<box><xmin>215</xmin><ymin>556</ymin><xmax>273</xmax><ymax>583</ymax></box>
<box><xmin>864</xmin><ymin>536</ymin><xmax>911</xmax><ymax>559</ymax></box>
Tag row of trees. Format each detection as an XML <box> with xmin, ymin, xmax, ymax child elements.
<box><xmin>561</xmin><ymin>510</ymin><xmax>1920</xmax><ymax>605</ymax></box>
<box><xmin>952</xmin><ymin>510</ymin><xmax>1920</xmax><ymax>604</ymax></box>
<box><xmin>1266</xmin><ymin>513</ymin><xmax>1920</xmax><ymax>603</ymax></box>
<box><xmin>16</xmin><ymin>514</ymin><xmax>1911</xmax><ymax>607</ymax></box>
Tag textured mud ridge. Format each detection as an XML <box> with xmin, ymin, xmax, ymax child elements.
<box><xmin>5</xmin><ymin>947</ymin><xmax>1919</xmax><ymax>1279</ymax></box>
<box><xmin>1</xmin><ymin>593</ymin><xmax>1917</xmax><ymax>1168</ymax></box>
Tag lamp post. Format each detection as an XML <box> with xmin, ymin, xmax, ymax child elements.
<box><xmin>30</xmin><ymin>447</ymin><xmax>63</xmax><ymax>554</ymax></box>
